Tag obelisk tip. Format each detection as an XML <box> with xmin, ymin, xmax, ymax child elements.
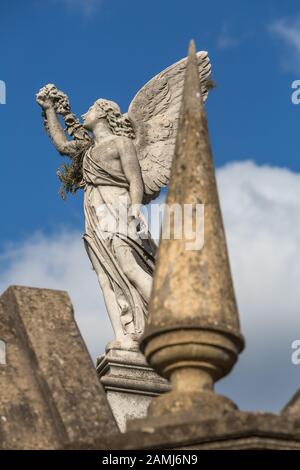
<box><xmin>188</xmin><ymin>40</ymin><xmax>197</xmax><ymax>58</ymax></box>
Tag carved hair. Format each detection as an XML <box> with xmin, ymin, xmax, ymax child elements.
<box><xmin>95</xmin><ymin>99</ymin><xmax>135</xmax><ymax>139</ymax></box>
<box><xmin>57</xmin><ymin>99</ymin><xmax>136</xmax><ymax>199</ymax></box>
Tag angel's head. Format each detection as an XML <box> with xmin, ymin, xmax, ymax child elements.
<box><xmin>82</xmin><ymin>99</ymin><xmax>135</xmax><ymax>138</ymax></box>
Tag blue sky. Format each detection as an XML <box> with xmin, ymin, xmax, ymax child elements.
<box><xmin>1</xmin><ymin>0</ymin><xmax>300</xmax><ymax>413</ymax></box>
<box><xmin>1</xmin><ymin>0</ymin><xmax>300</xmax><ymax>247</ymax></box>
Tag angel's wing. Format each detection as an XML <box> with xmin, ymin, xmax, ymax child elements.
<box><xmin>128</xmin><ymin>51</ymin><xmax>212</xmax><ymax>202</ymax></box>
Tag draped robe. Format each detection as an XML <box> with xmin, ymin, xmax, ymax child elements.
<box><xmin>82</xmin><ymin>146</ymin><xmax>156</xmax><ymax>336</ymax></box>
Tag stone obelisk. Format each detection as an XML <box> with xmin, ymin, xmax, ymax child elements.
<box><xmin>139</xmin><ymin>41</ymin><xmax>245</xmax><ymax>420</ymax></box>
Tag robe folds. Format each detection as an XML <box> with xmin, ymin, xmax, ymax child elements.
<box><xmin>82</xmin><ymin>146</ymin><xmax>156</xmax><ymax>336</ymax></box>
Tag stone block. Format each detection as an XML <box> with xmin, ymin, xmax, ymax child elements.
<box><xmin>0</xmin><ymin>286</ymin><xmax>118</xmax><ymax>449</ymax></box>
<box><xmin>97</xmin><ymin>348</ymin><xmax>170</xmax><ymax>432</ymax></box>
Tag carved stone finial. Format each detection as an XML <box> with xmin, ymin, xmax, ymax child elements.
<box><xmin>140</xmin><ymin>41</ymin><xmax>245</xmax><ymax>419</ymax></box>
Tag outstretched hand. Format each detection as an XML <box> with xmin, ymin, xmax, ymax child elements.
<box><xmin>36</xmin><ymin>93</ymin><xmax>53</xmax><ymax>111</ymax></box>
<box><xmin>36</xmin><ymin>84</ymin><xmax>62</xmax><ymax>111</ymax></box>
<box><xmin>36</xmin><ymin>85</ymin><xmax>55</xmax><ymax>110</ymax></box>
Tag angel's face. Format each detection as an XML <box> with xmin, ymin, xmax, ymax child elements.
<box><xmin>82</xmin><ymin>104</ymin><xmax>105</xmax><ymax>130</ymax></box>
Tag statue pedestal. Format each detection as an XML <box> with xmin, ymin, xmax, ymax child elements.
<box><xmin>96</xmin><ymin>348</ymin><xmax>170</xmax><ymax>432</ymax></box>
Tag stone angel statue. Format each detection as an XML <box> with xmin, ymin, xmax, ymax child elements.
<box><xmin>36</xmin><ymin>51</ymin><xmax>212</xmax><ymax>351</ymax></box>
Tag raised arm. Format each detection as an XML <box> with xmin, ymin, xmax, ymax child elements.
<box><xmin>36</xmin><ymin>93</ymin><xmax>78</xmax><ymax>156</ymax></box>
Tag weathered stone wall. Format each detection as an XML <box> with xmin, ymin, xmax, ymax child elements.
<box><xmin>0</xmin><ymin>286</ymin><xmax>119</xmax><ymax>449</ymax></box>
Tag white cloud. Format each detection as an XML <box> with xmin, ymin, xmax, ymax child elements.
<box><xmin>216</xmin><ymin>161</ymin><xmax>300</xmax><ymax>412</ymax></box>
<box><xmin>270</xmin><ymin>16</ymin><xmax>300</xmax><ymax>71</ymax></box>
<box><xmin>0</xmin><ymin>161</ymin><xmax>299</xmax><ymax>412</ymax></box>
<box><xmin>0</xmin><ymin>231</ymin><xmax>114</xmax><ymax>362</ymax></box>
<box><xmin>56</xmin><ymin>0</ymin><xmax>104</xmax><ymax>17</ymax></box>
<box><xmin>217</xmin><ymin>23</ymin><xmax>241</xmax><ymax>50</ymax></box>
